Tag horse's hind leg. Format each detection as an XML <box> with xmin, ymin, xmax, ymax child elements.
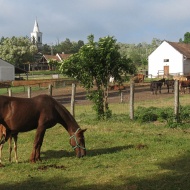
<box><xmin>30</xmin><ymin>127</ymin><xmax>46</xmax><ymax>163</ymax></box>
<box><xmin>8</xmin><ymin>137</ymin><xmax>12</xmax><ymax>162</ymax></box>
<box><xmin>12</xmin><ymin>135</ymin><xmax>18</xmax><ymax>163</ymax></box>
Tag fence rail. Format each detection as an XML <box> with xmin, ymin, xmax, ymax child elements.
<box><xmin>1</xmin><ymin>80</ymin><xmax>184</xmax><ymax>120</ymax></box>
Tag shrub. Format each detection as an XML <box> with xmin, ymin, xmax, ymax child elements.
<box><xmin>135</xmin><ymin>106</ymin><xmax>190</xmax><ymax>128</ymax></box>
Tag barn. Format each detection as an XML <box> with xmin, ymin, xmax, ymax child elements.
<box><xmin>0</xmin><ymin>58</ymin><xmax>15</xmax><ymax>81</ymax></box>
<box><xmin>148</xmin><ymin>41</ymin><xmax>190</xmax><ymax>78</ymax></box>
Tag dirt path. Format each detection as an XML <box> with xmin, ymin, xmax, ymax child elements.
<box><xmin>9</xmin><ymin>83</ymin><xmax>175</xmax><ymax>106</ymax></box>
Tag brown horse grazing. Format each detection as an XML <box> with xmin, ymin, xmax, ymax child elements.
<box><xmin>0</xmin><ymin>124</ymin><xmax>18</xmax><ymax>163</ymax></box>
<box><xmin>0</xmin><ymin>94</ymin><xmax>86</xmax><ymax>163</ymax></box>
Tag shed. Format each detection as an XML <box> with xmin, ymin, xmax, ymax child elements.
<box><xmin>0</xmin><ymin>58</ymin><xmax>15</xmax><ymax>81</ymax></box>
<box><xmin>148</xmin><ymin>41</ymin><xmax>190</xmax><ymax>78</ymax></box>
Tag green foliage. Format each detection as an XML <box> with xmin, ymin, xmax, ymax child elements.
<box><xmin>53</xmin><ymin>38</ymin><xmax>84</xmax><ymax>54</ymax></box>
<box><xmin>60</xmin><ymin>34</ymin><xmax>136</xmax><ymax>119</ymax></box>
<box><xmin>118</xmin><ymin>38</ymin><xmax>162</xmax><ymax>69</ymax></box>
<box><xmin>135</xmin><ymin>106</ymin><xmax>158</xmax><ymax>122</ymax></box>
<box><xmin>135</xmin><ymin>106</ymin><xmax>190</xmax><ymax>128</ymax></box>
<box><xmin>0</xmin><ymin>36</ymin><xmax>37</xmax><ymax>67</ymax></box>
<box><xmin>87</xmin><ymin>90</ymin><xmax>104</xmax><ymax>119</ymax></box>
<box><xmin>47</xmin><ymin>59</ymin><xmax>61</xmax><ymax>72</ymax></box>
<box><xmin>183</xmin><ymin>32</ymin><xmax>190</xmax><ymax>44</ymax></box>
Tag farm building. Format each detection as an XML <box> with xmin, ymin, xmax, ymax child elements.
<box><xmin>0</xmin><ymin>58</ymin><xmax>15</xmax><ymax>81</ymax></box>
<box><xmin>148</xmin><ymin>41</ymin><xmax>190</xmax><ymax>78</ymax></box>
<box><xmin>34</xmin><ymin>53</ymin><xmax>71</xmax><ymax>71</ymax></box>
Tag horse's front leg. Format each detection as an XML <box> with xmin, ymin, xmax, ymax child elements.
<box><xmin>159</xmin><ymin>86</ymin><xmax>161</xmax><ymax>93</ymax></box>
<box><xmin>155</xmin><ymin>87</ymin><xmax>157</xmax><ymax>95</ymax></box>
<box><xmin>30</xmin><ymin>127</ymin><xmax>46</xmax><ymax>163</ymax></box>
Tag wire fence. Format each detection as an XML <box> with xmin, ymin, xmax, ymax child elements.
<box><xmin>2</xmin><ymin>80</ymin><xmax>190</xmax><ymax>119</ymax></box>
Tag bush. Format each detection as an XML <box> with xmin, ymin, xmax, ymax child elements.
<box><xmin>135</xmin><ymin>106</ymin><xmax>190</xmax><ymax>128</ymax></box>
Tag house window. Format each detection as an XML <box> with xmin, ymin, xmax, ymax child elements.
<box><xmin>164</xmin><ymin>59</ymin><xmax>169</xmax><ymax>62</ymax></box>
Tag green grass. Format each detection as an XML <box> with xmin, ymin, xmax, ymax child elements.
<box><xmin>1</xmin><ymin>93</ymin><xmax>190</xmax><ymax>189</ymax></box>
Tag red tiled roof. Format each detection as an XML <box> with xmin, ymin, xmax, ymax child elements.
<box><xmin>167</xmin><ymin>41</ymin><xmax>190</xmax><ymax>58</ymax></box>
<box><xmin>43</xmin><ymin>55</ymin><xmax>59</xmax><ymax>61</ymax></box>
<box><xmin>43</xmin><ymin>54</ymin><xmax>71</xmax><ymax>62</ymax></box>
<box><xmin>57</xmin><ymin>53</ymin><xmax>71</xmax><ymax>60</ymax></box>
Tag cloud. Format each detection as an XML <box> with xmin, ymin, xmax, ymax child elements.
<box><xmin>0</xmin><ymin>0</ymin><xmax>189</xmax><ymax>44</ymax></box>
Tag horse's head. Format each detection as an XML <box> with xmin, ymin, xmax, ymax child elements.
<box><xmin>70</xmin><ymin>128</ymin><xmax>87</xmax><ymax>158</ymax></box>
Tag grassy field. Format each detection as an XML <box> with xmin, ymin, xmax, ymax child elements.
<box><xmin>1</xmin><ymin>95</ymin><xmax>190</xmax><ymax>190</ymax></box>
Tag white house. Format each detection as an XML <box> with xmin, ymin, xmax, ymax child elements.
<box><xmin>148</xmin><ymin>41</ymin><xmax>190</xmax><ymax>78</ymax></box>
<box><xmin>0</xmin><ymin>59</ymin><xmax>15</xmax><ymax>81</ymax></box>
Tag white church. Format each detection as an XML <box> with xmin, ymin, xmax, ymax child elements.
<box><xmin>31</xmin><ymin>19</ymin><xmax>42</xmax><ymax>49</ymax></box>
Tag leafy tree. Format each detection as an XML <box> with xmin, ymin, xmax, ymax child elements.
<box><xmin>118</xmin><ymin>38</ymin><xmax>162</xmax><ymax>70</ymax></box>
<box><xmin>183</xmin><ymin>32</ymin><xmax>190</xmax><ymax>44</ymax></box>
<box><xmin>54</xmin><ymin>38</ymin><xmax>84</xmax><ymax>54</ymax></box>
<box><xmin>42</xmin><ymin>44</ymin><xmax>52</xmax><ymax>55</ymax></box>
<box><xmin>60</xmin><ymin>35</ymin><xmax>136</xmax><ymax>119</ymax></box>
<box><xmin>0</xmin><ymin>36</ymin><xmax>37</xmax><ymax>67</ymax></box>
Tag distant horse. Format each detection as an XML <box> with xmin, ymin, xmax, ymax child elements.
<box><xmin>0</xmin><ymin>95</ymin><xmax>86</xmax><ymax>163</ymax></box>
<box><xmin>165</xmin><ymin>79</ymin><xmax>174</xmax><ymax>93</ymax></box>
<box><xmin>179</xmin><ymin>80</ymin><xmax>190</xmax><ymax>94</ymax></box>
<box><xmin>0</xmin><ymin>124</ymin><xmax>18</xmax><ymax>163</ymax></box>
<box><xmin>150</xmin><ymin>78</ymin><xmax>165</xmax><ymax>95</ymax></box>
<box><xmin>133</xmin><ymin>73</ymin><xmax>145</xmax><ymax>83</ymax></box>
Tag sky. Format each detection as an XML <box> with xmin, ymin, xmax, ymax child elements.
<box><xmin>0</xmin><ymin>0</ymin><xmax>190</xmax><ymax>45</ymax></box>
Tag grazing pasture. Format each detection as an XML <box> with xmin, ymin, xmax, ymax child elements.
<box><xmin>0</xmin><ymin>94</ymin><xmax>190</xmax><ymax>190</ymax></box>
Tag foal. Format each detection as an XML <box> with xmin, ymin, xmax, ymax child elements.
<box><xmin>0</xmin><ymin>124</ymin><xmax>18</xmax><ymax>163</ymax></box>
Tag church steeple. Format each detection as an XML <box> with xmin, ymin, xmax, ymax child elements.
<box><xmin>33</xmin><ymin>20</ymin><xmax>40</xmax><ymax>33</ymax></box>
<box><xmin>31</xmin><ymin>19</ymin><xmax>42</xmax><ymax>49</ymax></box>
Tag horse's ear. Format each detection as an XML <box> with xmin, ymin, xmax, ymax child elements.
<box><xmin>81</xmin><ymin>129</ymin><xmax>87</xmax><ymax>133</ymax></box>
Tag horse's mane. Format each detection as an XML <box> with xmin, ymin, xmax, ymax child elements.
<box><xmin>51</xmin><ymin>96</ymin><xmax>80</xmax><ymax>131</ymax></box>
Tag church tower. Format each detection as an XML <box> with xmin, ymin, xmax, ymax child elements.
<box><xmin>31</xmin><ymin>19</ymin><xmax>42</xmax><ymax>49</ymax></box>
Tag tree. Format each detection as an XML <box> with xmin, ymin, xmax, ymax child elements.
<box><xmin>0</xmin><ymin>36</ymin><xmax>37</xmax><ymax>67</ymax></box>
<box><xmin>183</xmin><ymin>32</ymin><xmax>190</xmax><ymax>44</ymax></box>
<box><xmin>60</xmin><ymin>35</ymin><xmax>136</xmax><ymax>119</ymax></box>
<box><xmin>118</xmin><ymin>38</ymin><xmax>162</xmax><ymax>70</ymax></box>
<box><xmin>54</xmin><ymin>38</ymin><xmax>84</xmax><ymax>54</ymax></box>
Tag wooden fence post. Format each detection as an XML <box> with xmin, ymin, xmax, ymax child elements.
<box><xmin>48</xmin><ymin>84</ymin><xmax>53</xmax><ymax>96</ymax></box>
<box><xmin>27</xmin><ymin>86</ymin><xmax>31</xmax><ymax>98</ymax></box>
<box><xmin>8</xmin><ymin>88</ymin><xmax>12</xmax><ymax>97</ymax></box>
<box><xmin>71</xmin><ymin>83</ymin><xmax>76</xmax><ymax>117</ymax></box>
<box><xmin>174</xmin><ymin>80</ymin><xmax>179</xmax><ymax>122</ymax></box>
<box><xmin>129</xmin><ymin>80</ymin><xmax>134</xmax><ymax>120</ymax></box>
<box><xmin>120</xmin><ymin>91</ymin><xmax>123</xmax><ymax>103</ymax></box>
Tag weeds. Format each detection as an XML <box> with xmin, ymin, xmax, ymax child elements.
<box><xmin>135</xmin><ymin>105</ymin><xmax>190</xmax><ymax>128</ymax></box>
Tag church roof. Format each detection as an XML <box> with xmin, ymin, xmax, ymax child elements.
<box><xmin>33</xmin><ymin>20</ymin><xmax>40</xmax><ymax>33</ymax></box>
